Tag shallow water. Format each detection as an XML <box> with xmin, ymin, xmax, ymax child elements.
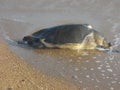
<box><xmin>0</xmin><ymin>0</ymin><xmax>120</xmax><ymax>89</ymax></box>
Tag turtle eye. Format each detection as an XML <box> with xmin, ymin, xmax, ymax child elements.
<box><xmin>23</xmin><ymin>36</ymin><xmax>30</xmax><ymax>41</ymax></box>
<box><xmin>23</xmin><ymin>37</ymin><xmax>28</xmax><ymax>41</ymax></box>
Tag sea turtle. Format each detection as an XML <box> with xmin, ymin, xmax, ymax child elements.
<box><xmin>22</xmin><ymin>24</ymin><xmax>111</xmax><ymax>50</ymax></box>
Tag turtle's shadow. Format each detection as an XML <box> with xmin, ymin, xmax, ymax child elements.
<box><xmin>34</xmin><ymin>47</ymin><xmax>103</xmax><ymax>61</ymax></box>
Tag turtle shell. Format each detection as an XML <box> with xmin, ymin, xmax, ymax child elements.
<box><xmin>31</xmin><ymin>24</ymin><xmax>95</xmax><ymax>44</ymax></box>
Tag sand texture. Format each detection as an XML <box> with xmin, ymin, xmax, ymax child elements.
<box><xmin>0</xmin><ymin>42</ymin><xmax>78</xmax><ymax>90</ymax></box>
<box><xmin>0</xmin><ymin>0</ymin><xmax>120</xmax><ymax>90</ymax></box>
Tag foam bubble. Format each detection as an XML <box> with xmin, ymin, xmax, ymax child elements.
<box><xmin>101</xmin><ymin>73</ymin><xmax>105</xmax><ymax>76</ymax></box>
<box><xmin>95</xmin><ymin>60</ymin><xmax>101</xmax><ymax>63</ymax></box>
<box><xmin>72</xmin><ymin>75</ymin><xmax>78</xmax><ymax>79</ymax></box>
<box><xmin>86</xmin><ymin>75</ymin><xmax>90</xmax><ymax>78</ymax></box>
<box><xmin>83</xmin><ymin>87</ymin><xmax>87</xmax><ymax>90</ymax></box>
<box><xmin>74</xmin><ymin>67</ymin><xmax>79</xmax><ymax>71</ymax></box>
<box><xmin>110</xmin><ymin>87</ymin><xmax>114</xmax><ymax>90</ymax></box>
<box><xmin>79</xmin><ymin>80</ymin><xmax>83</xmax><ymax>83</ymax></box>
<box><xmin>107</xmin><ymin>69</ymin><xmax>113</xmax><ymax>72</ymax></box>
<box><xmin>97</xmin><ymin>67</ymin><xmax>102</xmax><ymax>70</ymax></box>
<box><xmin>90</xmin><ymin>68</ymin><xmax>94</xmax><ymax>71</ymax></box>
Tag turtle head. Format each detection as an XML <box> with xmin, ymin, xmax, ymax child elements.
<box><xmin>83</xmin><ymin>24</ymin><xmax>93</xmax><ymax>29</ymax></box>
<box><xmin>23</xmin><ymin>36</ymin><xmax>42</xmax><ymax>48</ymax></box>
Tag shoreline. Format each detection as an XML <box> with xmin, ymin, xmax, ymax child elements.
<box><xmin>0</xmin><ymin>42</ymin><xmax>78</xmax><ymax>90</ymax></box>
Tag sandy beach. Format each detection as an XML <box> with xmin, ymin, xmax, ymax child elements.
<box><xmin>0</xmin><ymin>0</ymin><xmax>120</xmax><ymax>90</ymax></box>
<box><xmin>0</xmin><ymin>41</ymin><xmax>78</xmax><ymax>90</ymax></box>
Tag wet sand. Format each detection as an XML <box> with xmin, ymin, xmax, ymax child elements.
<box><xmin>0</xmin><ymin>41</ymin><xmax>78</xmax><ymax>90</ymax></box>
<box><xmin>0</xmin><ymin>0</ymin><xmax>120</xmax><ymax>90</ymax></box>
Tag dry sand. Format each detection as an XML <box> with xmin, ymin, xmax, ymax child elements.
<box><xmin>0</xmin><ymin>41</ymin><xmax>78</xmax><ymax>90</ymax></box>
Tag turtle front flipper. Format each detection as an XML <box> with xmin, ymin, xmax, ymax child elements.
<box><xmin>23</xmin><ymin>36</ymin><xmax>45</xmax><ymax>48</ymax></box>
<box><xmin>96</xmin><ymin>45</ymin><xmax>110</xmax><ymax>51</ymax></box>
